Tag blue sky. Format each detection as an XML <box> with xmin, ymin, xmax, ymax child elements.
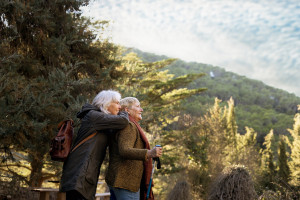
<box><xmin>82</xmin><ymin>0</ymin><xmax>300</xmax><ymax>97</ymax></box>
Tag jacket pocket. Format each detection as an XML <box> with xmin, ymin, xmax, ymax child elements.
<box><xmin>85</xmin><ymin>158</ymin><xmax>99</xmax><ymax>185</ymax></box>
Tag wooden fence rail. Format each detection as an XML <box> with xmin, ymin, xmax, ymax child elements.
<box><xmin>31</xmin><ymin>182</ymin><xmax>110</xmax><ymax>200</ymax></box>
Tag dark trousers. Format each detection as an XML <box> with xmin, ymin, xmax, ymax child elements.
<box><xmin>66</xmin><ymin>190</ymin><xmax>87</xmax><ymax>200</ymax></box>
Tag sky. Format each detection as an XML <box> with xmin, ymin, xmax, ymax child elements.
<box><xmin>82</xmin><ymin>0</ymin><xmax>300</xmax><ymax>97</ymax></box>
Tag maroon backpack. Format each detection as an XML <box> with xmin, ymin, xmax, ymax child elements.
<box><xmin>50</xmin><ymin>120</ymin><xmax>74</xmax><ymax>162</ymax></box>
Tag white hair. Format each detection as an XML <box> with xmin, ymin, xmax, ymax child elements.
<box><xmin>120</xmin><ymin>97</ymin><xmax>139</xmax><ymax>111</ymax></box>
<box><xmin>92</xmin><ymin>90</ymin><xmax>121</xmax><ymax>114</ymax></box>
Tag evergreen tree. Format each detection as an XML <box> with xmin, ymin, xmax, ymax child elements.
<box><xmin>278</xmin><ymin>136</ymin><xmax>291</xmax><ymax>183</ymax></box>
<box><xmin>236</xmin><ymin>127</ymin><xmax>260</xmax><ymax>177</ymax></box>
<box><xmin>184</xmin><ymin>97</ymin><xmax>229</xmax><ymax>185</ymax></box>
<box><xmin>224</xmin><ymin>97</ymin><xmax>238</xmax><ymax>164</ymax></box>
<box><xmin>183</xmin><ymin>98</ymin><xmax>261</xmax><ymax>197</ymax></box>
<box><xmin>114</xmin><ymin>52</ymin><xmax>207</xmax><ymax>196</ymax></box>
<box><xmin>226</xmin><ymin>97</ymin><xmax>238</xmax><ymax>141</ymax></box>
<box><xmin>287</xmin><ymin>105</ymin><xmax>300</xmax><ymax>186</ymax></box>
<box><xmin>0</xmin><ymin>0</ymin><xmax>121</xmax><ymax>187</ymax></box>
<box><xmin>115</xmin><ymin>52</ymin><xmax>206</xmax><ymax>137</ymax></box>
<box><xmin>260</xmin><ymin>130</ymin><xmax>276</xmax><ymax>189</ymax></box>
<box><xmin>191</xmin><ymin>98</ymin><xmax>227</xmax><ymax>177</ymax></box>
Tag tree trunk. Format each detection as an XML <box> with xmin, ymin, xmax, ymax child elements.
<box><xmin>29</xmin><ymin>155</ymin><xmax>44</xmax><ymax>187</ymax></box>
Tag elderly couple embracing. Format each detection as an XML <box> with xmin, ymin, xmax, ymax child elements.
<box><xmin>59</xmin><ymin>90</ymin><xmax>163</xmax><ymax>200</ymax></box>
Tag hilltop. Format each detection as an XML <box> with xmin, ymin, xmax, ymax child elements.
<box><xmin>125</xmin><ymin>48</ymin><xmax>300</xmax><ymax>143</ymax></box>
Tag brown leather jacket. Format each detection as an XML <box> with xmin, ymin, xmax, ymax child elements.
<box><xmin>105</xmin><ymin>121</ymin><xmax>148</xmax><ymax>192</ymax></box>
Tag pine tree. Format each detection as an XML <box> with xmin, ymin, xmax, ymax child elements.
<box><xmin>114</xmin><ymin>51</ymin><xmax>207</xmax><ymax>196</ymax></box>
<box><xmin>260</xmin><ymin>130</ymin><xmax>276</xmax><ymax>189</ymax></box>
<box><xmin>224</xmin><ymin>97</ymin><xmax>238</xmax><ymax>164</ymax></box>
<box><xmin>226</xmin><ymin>97</ymin><xmax>238</xmax><ymax>141</ymax></box>
<box><xmin>188</xmin><ymin>98</ymin><xmax>228</xmax><ymax>178</ymax></box>
<box><xmin>115</xmin><ymin>52</ymin><xmax>206</xmax><ymax>138</ymax></box>
<box><xmin>278</xmin><ymin>136</ymin><xmax>291</xmax><ymax>183</ymax></box>
<box><xmin>0</xmin><ymin>0</ymin><xmax>121</xmax><ymax>187</ymax></box>
<box><xmin>236</xmin><ymin>127</ymin><xmax>260</xmax><ymax>176</ymax></box>
<box><xmin>184</xmin><ymin>98</ymin><xmax>260</xmax><ymax>197</ymax></box>
<box><xmin>184</xmin><ymin>98</ymin><xmax>228</xmax><ymax>196</ymax></box>
<box><xmin>287</xmin><ymin>105</ymin><xmax>300</xmax><ymax>186</ymax></box>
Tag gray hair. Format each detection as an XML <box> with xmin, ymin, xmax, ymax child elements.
<box><xmin>92</xmin><ymin>90</ymin><xmax>121</xmax><ymax>114</ymax></box>
<box><xmin>120</xmin><ymin>97</ymin><xmax>139</xmax><ymax>111</ymax></box>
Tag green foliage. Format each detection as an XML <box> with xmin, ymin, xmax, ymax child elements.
<box><xmin>278</xmin><ymin>136</ymin><xmax>291</xmax><ymax>183</ymax></box>
<box><xmin>115</xmin><ymin>51</ymin><xmax>206</xmax><ymax>132</ymax></box>
<box><xmin>178</xmin><ymin>98</ymin><xmax>261</xmax><ymax>198</ymax></box>
<box><xmin>1</xmin><ymin>3</ymin><xmax>299</xmax><ymax>198</ymax></box>
<box><xmin>260</xmin><ymin>130</ymin><xmax>277</xmax><ymax>189</ymax></box>
<box><xmin>235</xmin><ymin>127</ymin><xmax>260</xmax><ymax>177</ymax></box>
<box><xmin>288</xmin><ymin>105</ymin><xmax>300</xmax><ymax>186</ymax></box>
<box><xmin>223</xmin><ymin>98</ymin><xmax>239</xmax><ymax>164</ymax></box>
<box><xmin>113</xmin><ymin>51</ymin><xmax>207</xmax><ymax>197</ymax></box>
<box><xmin>123</xmin><ymin>49</ymin><xmax>300</xmax><ymax>198</ymax></box>
<box><xmin>0</xmin><ymin>0</ymin><xmax>122</xmax><ymax>187</ymax></box>
<box><xmin>127</xmin><ymin>48</ymin><xmax>299</xmax><ymax>143</ymax></box>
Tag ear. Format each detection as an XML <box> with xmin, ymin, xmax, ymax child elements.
<box><xmin>125</xmin><ymin>107</ymin><xmax>129</xmax><ymax>113</ymax></box>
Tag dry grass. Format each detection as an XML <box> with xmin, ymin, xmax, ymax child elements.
<box><xmin>208</xmin><ymin>165</ymin><xmax>257</xmax><ymax>200</ymax></box>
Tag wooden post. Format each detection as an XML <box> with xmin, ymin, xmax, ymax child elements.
<box><xmin>39</xmin><ymin>191</ymin><xmax>50</xmax><ymax>200</ymax></box>
<box><xmin>57</xmin><ymin>192</ymin><xmax>66</xmax><ymax>200</ymax></box>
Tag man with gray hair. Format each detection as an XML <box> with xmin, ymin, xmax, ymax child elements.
<box><xmin>60</xmin><ymin>90</ymin><xmax>129</xmax><ymax>200</ymax></box>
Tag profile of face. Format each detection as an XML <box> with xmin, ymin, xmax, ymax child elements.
<box><xmin>127</xmin><ymin>100</ymin><xmax>143</xmax><ymax>122</ymax></box>
<box><xmin>107</xmin><ymin>100</ymin><xmax>121</xmax><ymax>115</ymax></box>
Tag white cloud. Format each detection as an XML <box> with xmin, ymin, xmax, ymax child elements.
<box><xmin>82</xmin><ymin>0</ymin><xmax>300</xmax><ymax>96</ymax></box>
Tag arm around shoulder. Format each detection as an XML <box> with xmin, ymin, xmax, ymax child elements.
<box><xmin>92</xmin><ymin>111</ymin><xmax>129</xmax><ymax>131</ymax></box>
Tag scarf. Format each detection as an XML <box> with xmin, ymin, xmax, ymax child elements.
<box><xmin>129</xmin><ymin>115</ymin><xmax>154</xmax><ymax>200</ymax></box>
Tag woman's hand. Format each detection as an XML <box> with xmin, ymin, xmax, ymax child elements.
<box><xmin>147</xmin><ymin>146</ymin><xmax>163</xmax><ymax>158</ymax></box>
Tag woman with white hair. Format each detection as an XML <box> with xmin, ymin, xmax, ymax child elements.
<box><xmin>60</xmin><ymin>90</ymin><xmax>129</xmax><ymax>200</ymax></box>
<box><xmin>105</xmin><ymin>97</ymin><xmax>163</xmax><ymax>200</ymax></box>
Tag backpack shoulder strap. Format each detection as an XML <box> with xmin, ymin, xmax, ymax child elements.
<box><xmin>71</xmin><ymin>132</ymin><xmax>97</xmax><ymax>153</ymax></box>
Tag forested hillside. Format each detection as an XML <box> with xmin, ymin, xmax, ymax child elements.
<box><xmin>126</xmin><ymin>48</ymin><xmax>300</xmax><ymax>144</ymax></box>
<box><xmin>1</xmin><ymin>1</ymin><xmax>299</xmax><ymax>199</ymax></box>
